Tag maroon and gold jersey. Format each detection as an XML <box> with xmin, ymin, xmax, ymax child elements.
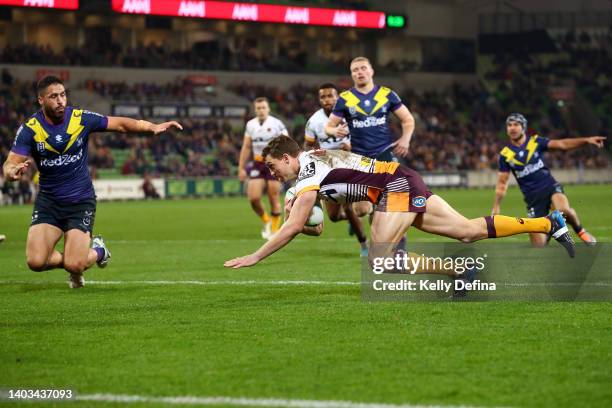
<box><xmin>294</xmin><ymin>150</ymin><xmax>432</xmax><ymax>212</ymax></box>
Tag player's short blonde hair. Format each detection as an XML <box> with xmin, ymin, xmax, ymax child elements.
<box><xmin>350</xmin><ymin>56</ymin><xmax>372</xmax><ymax>67</ymax></box>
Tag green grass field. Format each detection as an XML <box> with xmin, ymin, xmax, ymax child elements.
<box><xmin>1</xmin><ymin>185</ymin><xmax>612</xmax><ymax>408</ymax></box>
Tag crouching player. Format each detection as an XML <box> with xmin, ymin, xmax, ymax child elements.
<box><xmin>224</xmin><ymin>136</ymin><xmax>575</xmax><ymax>269</ymax></box>
<box><xmin>2</xmin><ymin>75</ymin><xmax>182</xmax><ymax>288</ymax></box>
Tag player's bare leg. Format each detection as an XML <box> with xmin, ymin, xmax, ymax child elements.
<box><xmin>326</xmin><ymin>201</ymin><xmax>368</xmax><ymax>255</ymax></box>
<box><xmin>369</xmin><ymin>211</ymin><xmax>416</xmax><ymax>265</ymax></box>
<box><xmin>368</xmin><ymin>211</ymin><xmax>468</xmax><ymax>278</ymax></box>
<box><xmin>353</xmin><ymin>201</ymin><xmax>373</xmax><ymax>217</ymax></box>
<box><xmin>324</xmin><ymin>201</ymin><xmax>346</xmax><ymax>221</ymax></box>
<box><xmin>247</xmin><ymin>178</ymin><xmax>270</xmax><ymax>238</ymax></box>
<box><xmin>63</xmin><ymin>229</ymin><xmax>99</xmax><ymax>288</ymax></box>
<box><xmin>344</xmin><ymin>204</ymin><xmax>368</xmax><ymax>255</ymax></box>
<box><xmin>26</xmin><ymin>224</ymin><xmax>63</xmax><ymax>272</ymax></box>
<box><xmin>412</xmin><ymin>195</ymin><xmax>574</xmax><ymax>256</ymax></box>
<box><xmin>552</xmin><ymin>192</ymin><xmax>596</xmax><ymax>245</ymax></box>
<box><xmin>266</xmin><ymin>180</ymin><xmax>283</xmax><ymax>234</ymax></box>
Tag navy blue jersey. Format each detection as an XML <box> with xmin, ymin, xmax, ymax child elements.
<box><xmin>332</xmin><ymin>85</ymin><xmax>403</xmax><ymax>157</ymax></box>
<box><xmin>11</xmin><ymin>106</ymin><xmax>108</xmax><ymax>202</ymax></box>
<box><xmin>498</xmin><ymin>134</ymin><xmax>558</xmax><ymax>196</ymax></box>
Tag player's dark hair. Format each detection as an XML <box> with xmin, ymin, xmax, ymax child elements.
<box><xmin>319</xmin><ymin>83</ymin><xmax>338</xmax><ymax>92</ymax></box>
<box><xmin>37</xmin><ymin>75</ymin><xmax>64</xmax><ymax>95</ymax></box>
<box><xmin>254</xmin><ymin>97</ymin><xmax>269</xmax><ymax>105</ymax></box>
<box><xmin>262</xmin><ymin>136</ymin><xmax>301</xmax><ymax>159</ymax></box>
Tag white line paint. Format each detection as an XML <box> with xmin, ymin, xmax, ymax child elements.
<box><xmin>0</xmin><ymin>280</ymin><xmax>610</xmax><ymax>287</ymax></box>
<box><xmin>0</xmin><ymin>280</ymin><xmax>360</xmax><ymax>286</ymax></box>
<box><xmin>75</xmin><ymin>393</ymin><xmax>487</xmax><ymax>408</ymax></box>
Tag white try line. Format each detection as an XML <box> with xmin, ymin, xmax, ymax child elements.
<box><xmin>0</xmin><ymin>280</ymin><xmax>361</xmax><ymax>286</ymax></box>
<box><xmin>75</xmin><ymin>393</ymin><xmax>489</xmax><ymax>408</ymax></box>
<box><xmin>1</xmin><ymin>280</ymin><xmax>611</xmax><ymax>287</ymax></box>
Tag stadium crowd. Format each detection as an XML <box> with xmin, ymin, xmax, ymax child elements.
<box><xmin>1</xmin><ymin>39</ymin><xmax>609</xmax><ymax>203</ymax></box>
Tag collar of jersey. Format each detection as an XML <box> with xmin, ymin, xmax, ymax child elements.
<box><xmin>37</xmin><ymin>107</ymin><xmax>71</xmax><ymax>133</ymax></box>
<box><xmin>351</xmin><ymin>84</ymin><xmax>380</xmax><ymax>98</ymax></box>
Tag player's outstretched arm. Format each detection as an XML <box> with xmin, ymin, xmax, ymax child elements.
<box><xmin>284</xmin><ymin>194</ymin><xmax>323</xmax><ymax>236</ymax></box>
<box><xmin>391</xmin><ymin>105</ymin><xmax>415</xmax><ymax>158</ymax></box>
<box><xmin>224</xmin><ymin>190</ymin><xmax>317</xmax><ymax>268</ymax></box>
<box><xmin>2</xmin><ymin>152</ymin><xmax>32</xmax><ymax>181</ymax></box>
<box><xmin>324</xmin><ymin>114</ymin><xmax>349</xmax><ymax>139</ymax></box>
<box><xmin>106</xmin><ymin>117</ymin><xmax>183</xmax><ymax>134</ymax></box>
<box><xmin>548</xmin><ymin>136</ymin><xmax>606</xmax><ymax>151</ymax></box>
<box><xmin>491</xmin><ymin>171</ymin><xmax>510</xmax><ymax>215</ymax></box>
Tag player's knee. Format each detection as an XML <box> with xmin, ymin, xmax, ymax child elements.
<box><xmin>328</xmin><ymin>213</ymin><xmax>342</xmax><ymax>222</ymax></box>
<box><xmin>458</xmin><ymin>227</ymin><xmax>481</xmax><ymax>243</ymax></box>
<box><xmin>64</xmin><ymin>259</ymin><xmax>87</xmax><ymax>274</ymax></box>
<box><xmin>26</xmin><ymin>256</ymin><xmax>47</xmax><ymax>272</ymax></box>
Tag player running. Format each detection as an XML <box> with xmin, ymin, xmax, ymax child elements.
<box><xmin>224</xmin><ymin>136</ymin><xmax>575</xmax><ymax>269</ymax></box>
<box><xmin>325</xmin><ymin>56</ymin><xmax>416</xmax><ymax>250</ymax></box>
<box><xmin>492</xmin><ymin>113</ymin><xmax>605</xmax><ymax>247</ymax></box>
<box><xmin>2</xmin><ymin>75</ymin><xmax>182</xmax><ymax>288</ymax></box>
<box><xmin>304</xmin><ymin>83</ymin><xmax>368</xmax><ymax>256</ymax></box>
<box><xmin>238</xmin><ymin>97</ymin><xmax>289</xmax><ymax>239</ymax></box>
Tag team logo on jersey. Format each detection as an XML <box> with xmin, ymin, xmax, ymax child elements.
<box><xmin>37</xmin><ymin>142</ymin><xmax>45</xmax><ymax>153</ymax></box>
<box><xmin>349</xmin><ymin>107</ymin><xmax>356</xmax><ymax>116</ymax></box>
<box><xmin>412</xmin><ymin>196</ymin><xmax>426</xmax><ymax>208</ymax></box>
<box><xmin>364</xmin><ymin>100</ymin><xmax>371</xmax><ymax>107</ymax></box>
<box><xmin>55</xmin><ymin>135</ymin><xmax>63</xmax><ymax>143</ymax></box>
<box><xmin>297</xmin><ymin>162</ymin><xmax>316</xmax><ymax>181</ymax></box>
<box><xmin>518</xmin><ymin>151</ymin><xmax>524</xmax><ymax>157</ymax></box>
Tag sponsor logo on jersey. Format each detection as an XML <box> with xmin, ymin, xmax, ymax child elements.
<box><xmin>297</xmin><ymin>162</ymin><xmax>316</xmax><ymax>181</ymax></box>
<box><xmin>55</xmin><ymin>135</ymin><xmax>63</xmax><ymax>143</ymax></box>
<box><xmin>37</xmin><ymin>142</ymin><xmax>45</xmax><ymax>153</ymax></box>
<box><xmin>352</xmin><ymin>116</ymin><xmax>386</xmax><ymax>128</ymax></box>
<box><xmin>515</xmin><ymin>159</ymin><xmax>545</xmax><ymax>178</ymax></box>
<box><xmin>40</xmin><ymin>148</ymin><xmax>83</xmax><ymax>167</ymax></box>
<box><xmin>412</xmin><ymin>196</ymin><xmax>426</xmax><ymax>208</ymax></box>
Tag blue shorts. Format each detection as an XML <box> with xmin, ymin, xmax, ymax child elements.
<box><xmin>525</xmin><ymin>183</ymin><xmax>564</xmax><ymax>218</ymax></box>
<box><xmin>32</xmin><ymin>193</ymin><xmax>97</xmax><ymax>234</ymax></box>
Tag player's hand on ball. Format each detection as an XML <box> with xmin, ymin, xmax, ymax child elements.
<box><xmin>152</xmin><ymin>121</ymin><xmax>183</xmax><ymax>134</ymax></box>
<box><xmin>588</xmin><ymin>136</ymin><xmax>606</xmax><ymax>148</ymax></box>
<box><xmin>224</xmin><ymin>254</ymin><xmax>260</xmax><ymax>269</ymax></box>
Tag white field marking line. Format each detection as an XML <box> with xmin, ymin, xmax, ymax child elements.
<box><xmin>0</xmin><ymin>280</ymin><xmax>360</xmax><ymax>286</ymax></box>
<box><xmin>75</xmin><ymin>393</ymin><xmax>490</xmax><ymax>408</ymax></box>
<box><xmin>1</xmin><ymin>280</ymin><xmax>611</xmax><ymax>287</ymax></box>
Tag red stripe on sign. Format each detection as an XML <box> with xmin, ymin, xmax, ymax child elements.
<box><xmin>111</xmin><ymin>0</ymin><xmax>386</xmax><ymax>29</ymax></box>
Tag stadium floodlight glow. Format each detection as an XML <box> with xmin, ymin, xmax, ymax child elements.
<box><xmin>111</xmin><ymin>0</ymin><xmax>387</xmax><ymax>29</ymax></box>
<box><xmin>0</xmin><ymin>0</ymin><xmax>78</xmax><ymax>9</ymax></box>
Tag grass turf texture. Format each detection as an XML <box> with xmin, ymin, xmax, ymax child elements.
<box><xmin>1</xmin><ymin>184</ymin><xmax>612</xmax><ymax>408</ymax></box>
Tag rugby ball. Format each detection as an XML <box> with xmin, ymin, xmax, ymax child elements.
<box><xmin>285</xmin><ymin>187</ymin><xmax>324</xmax><ymax>226</ymax></box>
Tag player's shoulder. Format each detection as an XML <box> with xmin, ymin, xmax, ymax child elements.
<box><xmin>338</xmin><ymin>89</ymin><xmax>355</xmax><ymax>100</ymax></box>
<box><xmin>268</xmin><ymin>115</ymin><xmax>285</xmax><ymax>125</ymax></box>
<box><xmin>499</xmin><ymin>145</ymin><xmax>515</xmax><ymax>157</ymax></box>
<box><xmin>308</xmin><ymin>108</ymin><xmax>326</xmax><ymax>122</ymax></box>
